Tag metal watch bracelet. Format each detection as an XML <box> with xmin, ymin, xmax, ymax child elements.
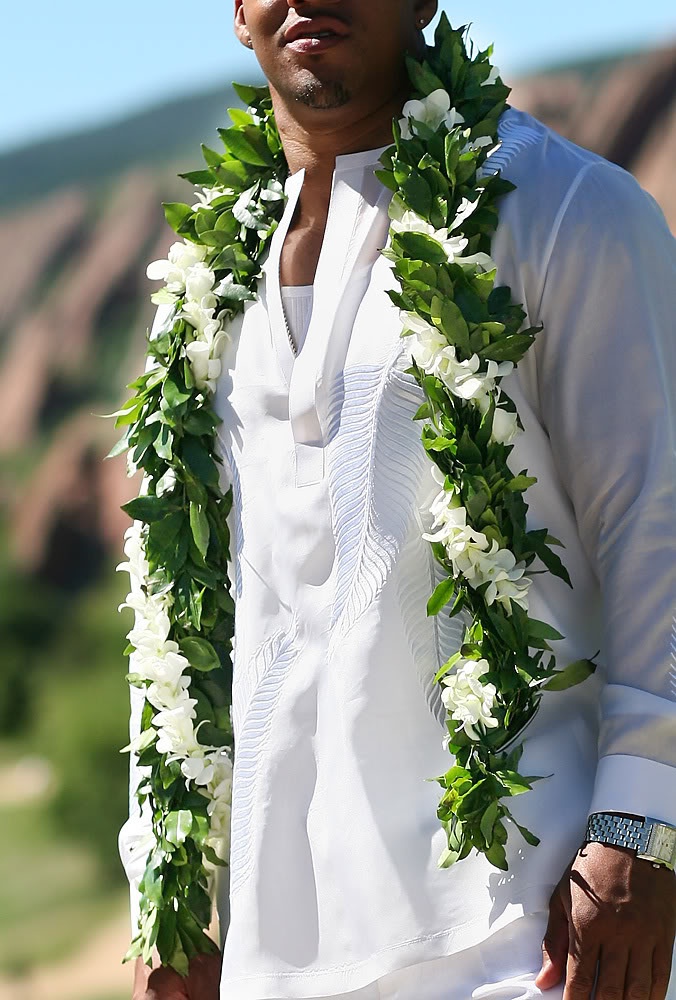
<box><xmin>585</xmin><ymin>812</ymin><xmax>676</xmax><ymax>871</ymax></box>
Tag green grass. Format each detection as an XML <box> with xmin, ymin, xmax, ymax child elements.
<box><xmin>0</xmin><ymin>799</ymin><xmax>126</xmax><ymax>973</ymax></box>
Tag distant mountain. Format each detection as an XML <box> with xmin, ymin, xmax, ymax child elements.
<box><xmin>0</xmin><ymin>76</ymin><xmax>264</xmax><ymax>211</ymax></box>
<box><xmin>0</xmin><ymin>42</ymin><xmax>674</xmax><ymax>593</ymax></box>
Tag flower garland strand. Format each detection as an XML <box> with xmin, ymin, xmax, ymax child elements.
<box><xmin>113</xmin><ymin>16</ymin><xmax>594</xmax><ymax>971</ymax></box>
<box><xmin>378</xmin><ymin>25</ymin><xmax>596</xmax><ymax>868</ymax></box>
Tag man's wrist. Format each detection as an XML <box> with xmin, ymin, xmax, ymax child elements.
<box><xmin>585</xmin><ymin>812</ymin><xmax>676</xmax><ymax>871</ymax></box>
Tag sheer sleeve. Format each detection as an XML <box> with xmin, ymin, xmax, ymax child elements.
<box><xmin>534</xmin><ymin>160</ymin><xmax>676</xmax><ymax>823</ymax></box>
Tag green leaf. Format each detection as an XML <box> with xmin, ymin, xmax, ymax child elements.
<box><xmin>179</xmin><ymin>636</ymin><xmax>221</xmax><ymax>672</ymax></box>
<box><xmin>155</xmin><ymin>909</ymin><xmax>178</xmax><ymax>965</ymax></box>
<box><xmin>184</xmin><ymin>408</ymin><xmax>220</xmax><ymax>436</ymax></box>
<box><xmin>197</xmin><ymin>228</ymin><xmax>237</xmax><ymax>248</ymax></box>
<box><xmin>485</xmin><ymin>840</ymin><xmax>508</xmax><ymax>870</ymax></box>
<box><xmin>163</xmin><ymin>374</ymin><xmax>192</xmax><ymax>409</ymax></box>
<box><xmin>527</xmin><ymin>619</ymin><xmax>564</xmax><ymax>643</ymax></box>
<box><xmin>401</xmin><ymin>172</ymin><xmax>433</xmax><ymax>217</ymax></box>
<box><xmin>506</xmin><ymin>474</ymin><xmax>537</xmax><ymax>492</ymax></box>
<box><xmin>480</xmin><ymin>799</ymin><xmax>500</xmax><ymax>845</ymax></box>
<box><xmin>218</xmin><ymin>125</ymin><xmax>274</xmax><ymax>166</ymax></box>
<box><xmin>427</xmin><ymin>577</ymin><xmax>456</xmax><ymax>616</ymax></box>
<box><xmin>232</xmin><ymin>81</ymin><xmax>270</xmax><ymax>107</ymax></box>
<box><xmin>512</xmin><ymin>819</ymin><xmax>540</xmax><ymax>847</ymax></box>
<box><xmin>122</xmin><ymin>494</ymin><xmax>174</xmax><ymax>523</ymax></box>
<box><xmin>432</xmin><ymin>295</ymin><xmax>470</xmax><ymax>352</ymax></box>
<box><xmin>395</xmin><ymin>231</ymin><xmax>448</xmax><ymax>265</ymax></box>
<box><xmin>182</xmin><ymin>437</ymin><xmax>220</xmax><ymax>487</ymax></box>
<box><xmin>165</xmin><ymin>809</ymin><xmax>194</xmax><ymax>846</ymax></box>
<box><xmin>163</xmin><ymin>202</ymin><xmax>193</xmax><ymax>233</ymax></box>
<box><xmin>543</xmin><ymin>658</ymin><xmax>596</xmax><ymax>691</ymax></box>
<box><xmin>487</xmin><ymin>610</ymin><xmax>517</xmax><ymax>649</ymax></box>
<box><xmin>154</xmin><ymin>423</ymin><xmax>173</xmax><ymax>460</ymax></box>
<box><xmin>189</xmin><ymin>500</ymin><xmax>210</xmax><ymax>558</ymax></box>
<box><xmin>168</xmin><ymin>939</ymin><xmax>190</xmax><ymax>977</ymax></box>
<box><xmin>412</xmin><ymin>401</ymin><xmax>433</xmax><ymax>421</ymax></box>
<box><xmin>437</xmin><ymin>845</ymin><xmax>462</xmax><ymax>868</ymax></box>
<box><xmin>496</xmin><ymin>769</ymin><xmax>536</xmax><ymax>796</ymax></box>
<box><xmin>196</xmin><ymin>723</ymin><xmax>231</xmax><ymax>747</ymax></box>
<box><xmin>479</xmin><ymin>333</ymin><xmax>535</xmax><ymax>363</ymax></box>
<box><xmin>178</xmin><ymin>168</ymin><xmax>216</xmax><ymax>186</ymax></box>
<box><xmin>405</xmin><ymin>53</ymin><xmax>446</xmax><ymax>96</ymax></box>
<box><xmin>227</xmin><ymin>106</ymin><xmax>254</xmax><ymax>127</ymax></box>
<box><xmin>106</xmin><ymin>433</ymin><xmax>130</xmax><ymax>460</ymax></box>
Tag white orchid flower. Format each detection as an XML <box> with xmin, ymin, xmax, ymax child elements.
<box><xmin>185</xmin><ymin>341</ymin><xmax>222</xmax><ymax>393</ymax></box>
<box><xmin>185</xmin><ymin>263</ymin><xmax>216</xmax><ymax>302</ymax></box>
<box><xmin>181</xmin><ymin>299</ymin><xmax>216</xmax><ymax>336</ymax></box>
<box><xmin>456</xmin><ymin>541</ymin><xmax>531</xmax><ymax>614</ymax></box>
<box><xmin>399</xmin><ymin>89</ymin><xmax>465</xmax><ymax>140</ymax></box>
<box><xmin>491</xmin><ymin>407</ymin><xmax>521</xmax><ymax>446</ymax></box>
<box><xmin>450</xmin><ymin>196</ymin><xmax>480</xmax><ymax>232</ymax></box>
<box><xmin>191</xmin><ymin>185</ymin><xmax>227</xmax><ymax>211</ymax></box>
<box><xmin>135</xmin><ymin>648</ymin><xmax>191</xmax><ymax>688</ymax></box>
<box><xmin>154</xmin><ymin>703</ymin><xmax>199</xmax><ymax>757</ymax></box>
<box><xmin>146</xmin><ymin>241</ymin><xmax>207</xmax><ymax>293</ymax></box>
<box><xmin>441</xmin><ymin>658</ymin><xmax>499</xmax><ymax>740</ymax></box>
<box><xmin>181</xmin><ymin>754</ymin><xmax>215</xmax><ymax>787</ymax></box>
<box><xmin>481</xmin><ymin>65</ymin><xmax>501</xmax><ymax>87</ymax></box>
<box><xmin>402</xmin><ymin>312</ymin><xmax>448</xmax><ymax>368</ymax></box>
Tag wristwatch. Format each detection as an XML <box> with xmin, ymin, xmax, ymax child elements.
<box><xmin>585</xmin><ymin>812</ymin><xmax>676</xmax><ymax>871</ymax></box>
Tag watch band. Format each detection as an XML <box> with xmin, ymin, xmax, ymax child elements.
<box><xmin>585</xmin><ymin>812</ymin><xmax>676</xmax><ymax>871</ymax></box>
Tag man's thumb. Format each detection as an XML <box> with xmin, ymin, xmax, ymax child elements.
<box><xmin>534</xmin><ymin>887</ymin><xmax>569</xmax><ymax>990</ymax></box>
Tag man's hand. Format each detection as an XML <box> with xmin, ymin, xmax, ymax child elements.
<box><xmin>132</xmin><ymin>951</ymin><xmax>222</xmax><ymax>1000</ymax></box>
<box><xmin>535</xmin><ymin>842</ymin><xmax>676</xmax><ymax>999</ymax></box>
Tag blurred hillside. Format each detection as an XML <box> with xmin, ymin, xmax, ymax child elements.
<box><xmin>0</xmin><ymin>40</ymin><xmax>675</xmax><ymax>999</ymax></box>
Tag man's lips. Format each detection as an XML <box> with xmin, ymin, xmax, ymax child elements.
<box><xmin>283</xmin><ymin>16</ymin><xmax>350</xmax><ymax>52</ymax></box>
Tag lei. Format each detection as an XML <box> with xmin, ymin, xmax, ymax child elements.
<box><xmin>114</xmin><ymin>14</ymin><xmax>595</xmax><ymax>972</ymax></box>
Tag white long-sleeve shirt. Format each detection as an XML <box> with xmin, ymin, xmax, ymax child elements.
<box><xmin>119</xmin><ymin>108</ymin><xmax>676</xmax><ymax>999</ymax></box>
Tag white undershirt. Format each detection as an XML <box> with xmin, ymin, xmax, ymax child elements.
<box><xmin>281</xmin><ymin>284</ymin><xmax>314</xmax><ymax>355</ymax></box>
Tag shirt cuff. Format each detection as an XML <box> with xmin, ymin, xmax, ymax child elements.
<box><xmin>588</xmin><ymin>754</ymin><xmax>676</xmax><ymax>828</ymax></box>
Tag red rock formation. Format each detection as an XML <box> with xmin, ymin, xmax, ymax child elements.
<box><xmin>0</xmin><ymin>188</ymin><xmax>86</xmax><ymax>331</ymax></box>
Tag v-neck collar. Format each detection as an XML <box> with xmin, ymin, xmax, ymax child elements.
<box><xmin>261</xmin><ymin>145</ymin><xmax>393</xmax><ymax>487</ymax></box>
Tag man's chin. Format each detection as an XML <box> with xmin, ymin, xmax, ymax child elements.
<box><xmin>293</xmin><ymin>79</ymin><xmax>352</xmax><ymax>110</ymax></box>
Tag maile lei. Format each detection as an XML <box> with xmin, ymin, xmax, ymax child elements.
<box><xmin>113</xmin><ymin>14</ymin><xmax>595</xmax><ymax>972</ymax></box>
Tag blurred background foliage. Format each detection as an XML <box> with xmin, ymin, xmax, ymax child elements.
<box><xmin>0</xmin><ymin>24</ymin><xmax>675</xmax><ymax>1000</ymax></box>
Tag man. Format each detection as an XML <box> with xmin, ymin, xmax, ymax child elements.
<box><xmin>123</xmin><ymin>1</ymin><xmax>676</xmax><ymax>997</ymax></box>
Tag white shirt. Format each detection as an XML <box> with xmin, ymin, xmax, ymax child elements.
<box><xmin>119</xmin><ymin>108</ymin><xmax>676</xmax><ymax>999</ymax></box>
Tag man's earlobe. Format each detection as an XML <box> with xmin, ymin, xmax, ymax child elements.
<box><xmin>233</xmin><ymin>0</ymin><xmax>249</xmax><ymax>48</ymax></box>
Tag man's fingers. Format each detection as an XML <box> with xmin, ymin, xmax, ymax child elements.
<box><xmin>535</xmin><ymin>889</ymin><xmax>569</xmax><ymax>990</ymax></box>
<box><xmin>187</xmin><ymin>950</ymin><xmax>222</xmax><ymax>1000</ymax></box>
<box><xmin>593</xmin><ymin>944</ymin><xmax>629</xmax><ymax>1000</ymax></box>
<box><xmin>650</xmin><ymin>947</ymin><xmax>673</xmax><ymax>1000</ymax></box>
<box><xmin>562</xmin><ymin>935</ymin><xmax>599</xmax><ymax>1000</ymax></box>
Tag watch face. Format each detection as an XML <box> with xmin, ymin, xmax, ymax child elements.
<box><xmin>646</xmin><ymin>824</ymin><xmax>676</xmax><ymax>866</ymax></box>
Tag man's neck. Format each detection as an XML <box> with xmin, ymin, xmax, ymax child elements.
<box><xmin>273</xmin><ymin>89</ymin><xmax>406</xmax><ymax>231</ymax></box>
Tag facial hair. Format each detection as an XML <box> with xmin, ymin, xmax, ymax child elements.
<box><xmin>294</xmin><ymin>79</ymin><xmax>352</xmax><ymax>109</ymax></box>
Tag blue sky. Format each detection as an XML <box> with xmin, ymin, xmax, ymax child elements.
<box><xmin>3</xmin><ymin>0</ymin><xmax>675</xmax><ymax>153</ymax></box>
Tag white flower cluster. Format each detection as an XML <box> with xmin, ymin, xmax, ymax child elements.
<box><xmin>399</xmin><ymin>89</ymin><xmax>465</xmax><ymax>141</ymax></box>
<box><xmin>191</xmin><ymin>185</ymin><xmax>227</xmax><ymax>211</ymax></box>
<box><xmin>401</xmin><ymin>311</ymin><xmax>519</xmax><ymax>445</ymax></box>
<box><xmin>118</xmin><ymin>521</ymin><xmax>233</xmax><ymax>862</ymax></box>
<box><xmin>423</xmin><ymin>469</ymin><xmax>531</xmax><ymax>614</ymax></box>
<box><xmin>146</xmin><ymin>241</ymin><xmax>229</xmax><ymax>395</ymax></box>
<box><xmin>399</xmin><ymin>88</ymin><xmax>499</xmax><ymax>160</ymax></box>
<box><xmin>441</xmin><ymin>657</ymin><xmax>499</xmax><ymax>739</ymax></box>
